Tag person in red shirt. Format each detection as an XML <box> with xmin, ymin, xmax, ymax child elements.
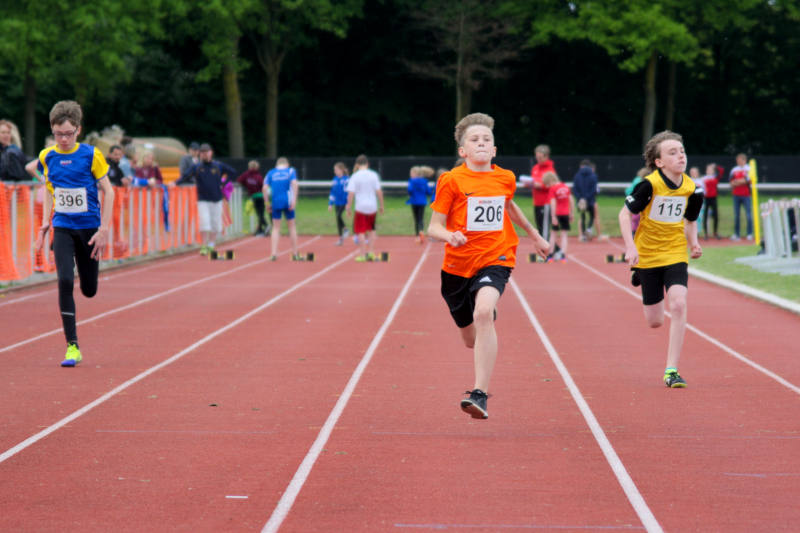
<box><xmin>522</xmin><ymin>144</ymin><xmax>555</xmax><ymax>241</ymax></box>
<box><xmin>237</xmin><ymin>160</ymin><xmax>268</xmax><ymax>235</ymax></box>
<box><xmin>701</xmin><ymin>162</ymin><xmax>720</xmax><ymax>239</ymax></box>
<box><xmin>428</xmin><ymin>112</ymin><xmax>550</xmax><ymax>420</ymax></box>
<box><xmin>729</xmin><ymin>153</ymin><xmax>753</xmax><ymax>240</ymax></box>
<box><xmin>543</xmin><ymin>172</ymin><xmax>575</xmax><ymax>262</ymax></box>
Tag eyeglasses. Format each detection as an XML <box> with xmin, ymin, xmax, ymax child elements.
<box><xmin>52</xmin><ymin>129</ymin><xmax>77</xmax><ymax>139</ymax></box>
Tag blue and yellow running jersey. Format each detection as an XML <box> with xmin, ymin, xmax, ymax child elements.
<box><xmin>38</xmin><ymin>143</ymin><xmax>109</xmax><ymax>229</ymax></box>
<box><xmin>625</xmin><ymin>169</ymin><xmax>703</xmax><ymax>269</ymax></box>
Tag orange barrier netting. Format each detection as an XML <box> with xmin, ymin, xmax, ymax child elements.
<box><xmin>1</xmin><ymin>184</ymin><xmax>202</xmax><ymax>282</ymax></box>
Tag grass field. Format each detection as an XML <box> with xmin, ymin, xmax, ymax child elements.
<box><xmin>249</xmin><ymin>191</ymin><xmax>799</xmax><ymax>303</ymax></box>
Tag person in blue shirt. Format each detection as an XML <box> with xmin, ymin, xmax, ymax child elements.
<box><xmin>572</xmin><ymin>159</ymin><xmax>599</xmax><ymax>241</ymax></box>
<box><xmin>34</xmin><ymin>100</ymin><xmax>115</xmax><ymax>367</ymax></box>
<box><xmin>328</xmin><ymin>161</ymin><xmax>349</xmax><ymax>245</ymax></box>
<box><xmin>177</xmin><ymin>143</ymin><xmax>236</xmax><ymax>255</ymax></box>
<box><xmin>263</xmin><ymin>156</ymin><xmax>300</xmax><ymax>260</ymax></box>
<box><xmin>406</xmin><ymin>165</ymin><xmax>432</xmax><ymax>243</ymax></box>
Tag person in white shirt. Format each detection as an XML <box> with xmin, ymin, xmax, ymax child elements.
<box><xmin>345</xmin><ymin>154</ymin><xmax>384</xmax><ymax>261</ymax></box>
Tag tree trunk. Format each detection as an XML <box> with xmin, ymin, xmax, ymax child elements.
<box><xmin>664</xmin><ymin>60</ymin><xmax>677</xmax><ymax>131</ymax></box>
<box><xmin>641</xmin><ymin>52</ymin><xmax>657</xmax><ymax>149</ymax></box>
<box><xmin>265</xmin><ymin>72</ymin><xmax>278</xmax><ymax>158</ymax></box>
<box><xmin>222</xmin><ymin>41</ymin><xmax>244</xmax><ymax>158</ymax></box>
<box><xmin>23</xmin><ymin>66</ymin><xmax>36</xmax><ymax>155</ymax></box>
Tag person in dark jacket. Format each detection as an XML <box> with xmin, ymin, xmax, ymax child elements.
<box><xmin>0</xmin><ymin>119</ymin><xmax>29</xmax><ymax>182</ymax></box>
<box><xmin>177</xmin><ymin>143</ymin><xmax>236</xmax><ymax>254</ymax></box>
<box><xmin>572</xmin><ymin>159</ymin><xmax>599</xmax><ymax>241</ymax></box>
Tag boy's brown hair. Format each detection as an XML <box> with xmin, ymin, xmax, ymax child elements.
<box><xmin>643</xmin><ymin>130</ymin><xmax>683</xmax><ymax>171</ymax></box>
<box><xmin>49</xmin><ymin>100</ymin><xmax>82</xmax><ymax>128</ymax></box>
<box><xmin>454</xmin><ymin>113</ymin><xmax>494</xmax><ymax>146</ymax></box>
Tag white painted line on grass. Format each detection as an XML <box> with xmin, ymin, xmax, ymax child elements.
<box><xmin>569</xmin><ymin>255</ymin><xmax>800</xmax><ymax>396</ymax></box>
<box><xmin>0</xmin><ymin>237</ymin><xmax>320</xmax><ymax>354</ymax></box>
<box><xmin>0</xmin><ymin>245</ymin><xmax>351</xmax><ymax>466</ymax></box>
<box><xmin>510</xmin><ymin>278</ymin><xmax>663</xmax><ymax>533</ymax></box>
<box><xmin>261</xmin><ymin>245</ymin><xmax>431</xmax><ymax>533</ymax></box>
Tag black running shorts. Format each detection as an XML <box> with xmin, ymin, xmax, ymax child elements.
<box><xmin>440</xmin><ymin>265</ymin><xmax>511</xmax><ymax>328</ymax></box>
<box><xmin>634</xmin><ymin>262</ymin><xmax>688</xmax><ymax>306</ymax></box>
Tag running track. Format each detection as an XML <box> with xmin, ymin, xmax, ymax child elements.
<box><xmin>1</xmin><ymin>235</ymin><xmax>798</xmax><ymax>532</ymax></box>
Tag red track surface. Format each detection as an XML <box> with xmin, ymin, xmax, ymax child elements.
<box><xmin>1</xmin><ymin>235</ymin><xmax>798</xmax><ymax>532</ymax></box>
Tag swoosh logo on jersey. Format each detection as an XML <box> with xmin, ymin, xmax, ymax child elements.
<box><xmin>464</xmin><ymin>191</ymin><xmax>475</xmax><ymax>196</ymax></box>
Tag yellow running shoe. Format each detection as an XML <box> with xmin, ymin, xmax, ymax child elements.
<box><xmin>61</xmin><ymin>343</ymin><xmax>82</xmax><ymax>367</ymax></box>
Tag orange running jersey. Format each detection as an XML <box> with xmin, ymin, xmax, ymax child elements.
<box><xmin>431</xmin><ymin>163</ymin><xmax>519</xmax><ymax>278</ymax></box>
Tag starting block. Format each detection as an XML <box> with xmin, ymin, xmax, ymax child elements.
<box><xmin>374</xmin><ymin>251</ymin><xmax>390</xmax><ymax>262</ymax></box>
<box><xmin>209</xmin><ymin>249</ymin><xmax>234</xmax><ymax>260</ymax></box>
<box><xmin>527</xmin><ymin>252</ymin><xmax>546</xmax><ymax>263</ymax></box>
<box><xmin>605</xmin><ymin>253</ymin><xmax>626</xmax><ymax>263</ymax></box>
<box><xmin>292</xmin><ymin>252</ymin><xmax>315</xmax><ymax>262</ymax></box>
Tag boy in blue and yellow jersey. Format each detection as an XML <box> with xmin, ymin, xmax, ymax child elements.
<box><xmin>34</xmin><ymin>101</ymin><xmax>114</xmax><ymax>367</ymax></box>
<box><xmin>264</xmin><ymin>157</ymin><xmax>300</xmax><ymax>260</ymax></box>
<box><xmin>618</xmin><ymin>131</ymin><xmax>703</xmax><ymax>388</ymax></box>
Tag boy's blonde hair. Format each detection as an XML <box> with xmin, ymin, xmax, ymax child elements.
<box><xmin>276</xmin><ymin>156</ymin><xmax>289</xmax><ymax>167</ymax></box>
<box><xmin>643</xmin><ymin>130</ymin><xmax>683</xmax><ymax>171</ymax></box>
<box><xmin>248</xmin><ymin>160</ymin><xmax>260</xmax><ymax>170</ymax></box>
<box><xmin>542</xmin><ymin>171</ymin><xmax>559</xmax><ymax>186</ymax></box>
<box><xmin>49</xmin><ymin>100</ymin><xmax>82</xmax><ymax>127</ymax></box>
<box><xmin>534</xmin><ymin>144</ymin><xmax>550</xmax><ymax>157</ymax></box>
<box><xmin>419</xmin><ymin>165</ymin><xmax>435</xmax><ymax>178</ymax></box>
<box><xmin>454</xmin><ymin>113</ymin><xmax>494</xmax><ymax>146</ymax></box>
<box><xmin>409</xmin><ymin>165</ymin><xmax>420</xmax><ymax>177</ymax></box>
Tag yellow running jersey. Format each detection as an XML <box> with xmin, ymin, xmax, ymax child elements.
<box><xmin>628</xmin><ymin>170</ymin><xmax>702</xmax><ymax>269</ymax></box>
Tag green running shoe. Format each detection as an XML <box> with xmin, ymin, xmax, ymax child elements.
<box><xmin>664</xmin><ymin>370</ymin><xmax>687</xmax><ymax>388</ymax></box>
<box><xmin>61</xmin><ymin>343</ymin><xmax>82</xmax><ymax>367</ymax></box>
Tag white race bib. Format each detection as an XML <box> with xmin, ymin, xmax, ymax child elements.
<box><xmin>54</xmin><ymin>187</ymin><xmax>88</xmax><ymax>214</ymax></box>
<box><xmin>649</xmin><ymin>195</ymin><xmax>686</xmax><ymax>223</ymax></box>
<box><xmin>466</xmin><ymin>196</ymin><xmax>505</xmax><ymax>231</ymax></box>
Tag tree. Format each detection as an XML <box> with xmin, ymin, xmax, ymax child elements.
<box><xmin>232</xmin><ymin>0</ymin><xmax>363</xmax><ymax>157</ymax></box>
<box><xmin>402</xmin><ymin>0</ymin><xmax>525</xmax><ymax>124</ymax></box>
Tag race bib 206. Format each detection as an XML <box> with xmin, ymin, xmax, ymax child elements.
<box><xmin>466</xmin><ymin>196</ymin><xmax>504</xmax><ymax>231</ymax></box>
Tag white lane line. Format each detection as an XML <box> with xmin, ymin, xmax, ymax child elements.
<box><xmin>0</xmin><ymin>246</ymin><xmax>353</xmax><ymax>466</ymax></box>
<box><xmin>510</xmin><ymin>278</ymin><xmax>663</xmax><ymax>533</ymax></box>
<box><xmin>569</xmin><ymin>255</ymin><xmax>800</xmax><ymax>396</ymax></box>
<box><xmin>261</xmin><ymin>245</ymin><xmax>431</xmax><ymax>533</ymax></box>
<box><xmin>0</xmin><ymin>237</ymin><xmax>320</xmax><ymax>354</ymax></box>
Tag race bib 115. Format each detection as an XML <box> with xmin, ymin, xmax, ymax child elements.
<box><xmin>649</xmin><ymin>195</ymin><xmax>686</xmax><ymax>223</ymax></box>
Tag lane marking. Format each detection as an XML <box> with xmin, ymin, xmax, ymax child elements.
<box><xmin>0</xmin><ymin>247</ymin><xmax>354</xmax><ymax>466</ymax></box>
<box><xmin>0</xmin><ymin>237</ymin><xmax>320</xmax><ymax>354</ymax></box>
<box><xmin>261</xmin><ymin>245</ymin><xmax>431</xmax><ymax>533</ymax></box>
<box><xmin>226</xmin><ymin>495</ymin><xmax>249</xmax><ymax>500</ymax></box>
<box><xmin>568</xmin><ymin>255</ymin><xmax>800</xmax><ymax>396</ymax></box>
<box><xmin>394</xmin><ymin>524</ymin><xmax>644</xmax><ymax>530</ymax></box>
<box><xmin>510</xmin><ymin>278</ymin><xmax>663</xmax><ymax>533</ymax></box>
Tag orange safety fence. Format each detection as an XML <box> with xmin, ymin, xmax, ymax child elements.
<box><xmin>0</xmin><ymin>183</ymin><xmax>216</xmax><ymax>283</ymax></box>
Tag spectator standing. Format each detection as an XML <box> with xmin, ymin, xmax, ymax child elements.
<box><xmin>237</xmin><ymin>160</ymin><xmax>268</xmax><ymax>236</ymax></box>
<box><xmin>105</xmin><ymin>145</ymin><xmax>130</xmax><ymax>187</ymax></box>
<box><xmin>179</xmin><ymin>142</ymin><xmax>200</xmax><ymax>179</ymax></box>
<box><xmin>328</xmin><ymin>161</ymin><xmax>349</xmax><ymax>245</ymax></box>
<box><xmin>177</xmin><ymin>143</ymin><xmax>236</xmax><ymax>255</ymax></box>
<box><xmin>407</xmin><ymin>165</ymin><xmax>431</xmax><ymax>243</ymax></box>
<box><xmin>521</xmin><ymin>144</ymin><xmax>556</xmax><ymax>241</ymax></box>
<box><xmin>0</xmin><ymin>119</ymin><xmax>29</xmax><ymax>182</ymax></box>
<box><xmin>264</xmin><ymin>156</ymin><xmax>300</xmax><ymax>260</ymax></box>
<box><xmin>133</xmin><ymin>151</ymin><xmax>163</xmax><ymax>187</ymax></box>
<box><xmin>701</xmin><ymin>162</ymin><xmax>720</xmax><ymax>239</ymax></box>
<box><xmin>33</xmin><ymin>100</ymin><xmax>114</xmax><ymax>367</ymax></box>
<box><xmin>729</xmin><ymin>153</ymin><xmax>753</xmax><ymax>240</ymax></box>
<box><xmin>346</xmin><ymin>154</ymin><xmax>384</xmax><ymax>262</ymax></box>
<box><xmin>572</xmin><ymin>159</ymin><xmax>598</xmax><ymax>241</ymax></box>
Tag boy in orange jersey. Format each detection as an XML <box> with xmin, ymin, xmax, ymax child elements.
<box><xmin>428</xmin><ymin>112</ymin><xmax>550</xmax><ymax>419</ymax></box>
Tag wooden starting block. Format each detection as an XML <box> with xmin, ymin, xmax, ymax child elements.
<box><xmin>527</xmin><ymin>252</ymin><xmax>546</xmax><ymax>263</ymax></box>
<box><xmin>291</xmin><ymin>252</ymin><xmax>315</xmax><ymax>262</ymax></box>
<box><xmin>209</xmin><ymin>249</ymin><xmax>234</xmax><ymax>260</ymax></box>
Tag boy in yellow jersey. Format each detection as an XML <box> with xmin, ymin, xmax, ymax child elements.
<box><xmin>618</xmin><ymin>131</ymin><xmax>703</xmax><ymax>387</ymax></box>
<box><xmin>428</xmin><ymin>113</ymin><xmax>550</xmax><ymax>419</ymax></box>
<box><xmin>34</xmin><ymin>101</ymin><xmax>114</xmax><ymax>367</ymax></box>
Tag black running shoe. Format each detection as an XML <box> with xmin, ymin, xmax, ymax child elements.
<box><xmin>631</xmin><ymin>270</ymin><xmax>641</xmax><ymax>287</ymax></box>
<box><xmin>460</xmin><ymin>389</ymin><xmax>489</xmax><ymax>419</ymax></box>
<box><xmin>664</xmin><ymin>371</ymin><xmax>687</xmax><ymax>388</ymax></box>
